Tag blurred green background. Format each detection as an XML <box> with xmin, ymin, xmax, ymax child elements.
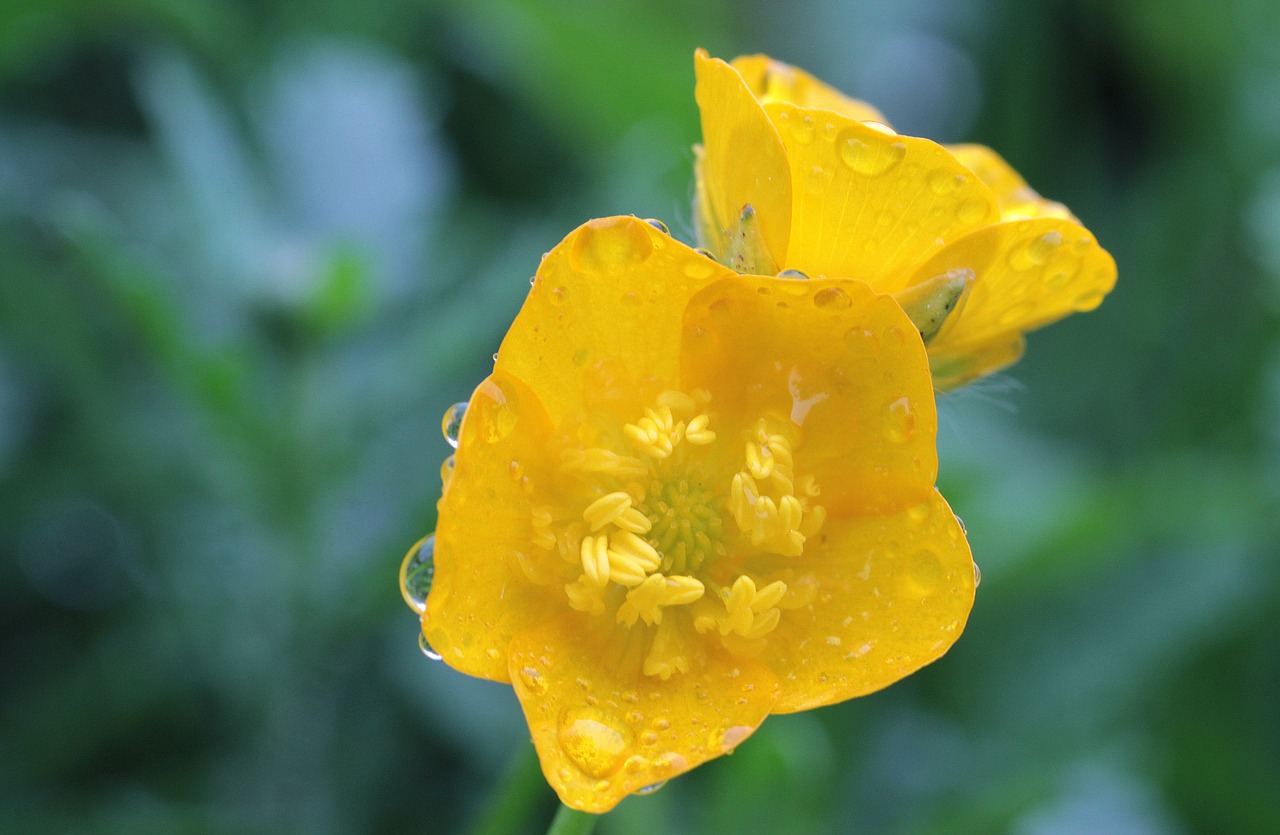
<box><xmin>2</xmin><ymin>0</ymin><xmax>1278</xmax><ymax>832</ymax></box>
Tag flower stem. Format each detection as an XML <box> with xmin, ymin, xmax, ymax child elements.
<box><xmin>546</xmin><ymin>804</ymin><xmax>598</xmax><ymax>835</ymax></box>
<box><xmin>466</xmin><ymin>742</ymin><xmax>545</xmax><ymax>835</ymax></box>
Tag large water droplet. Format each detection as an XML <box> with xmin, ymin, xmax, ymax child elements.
<box><xmin>633</xmin><ymin>781</ymin><xmax>668</xmax><ymax>795</ymax></box>
<box><xmin>441</xmin><ymin>402</ymin><xmax>467</xmax><ymax>448</ymax></box>
<box><xmin>812</xmin><ymin>286</ymin><xmax>852</xmax><ymax>310</ymax></box>
<box><xmin>418</xmin><ymin>631</ymin><xmax>442</xmax><ymax>661</ymax></box>
<box><xmin>973</xmin><ymin>561</ymin><xmax>982</xmax><ymax>589</ymax></box>
<box><xmin>789</xmin><ymin>114</ymin><xmax>816</xmax><ymax>144</ymax></box>
<box><xmin>777</xmin><ymin>268</ymin><xmax>809</xmax><ymax>280</ymax></box>
<box><xmin>837</xmin><ymin>129</ymin><xmax>906</xmax><ymax>176</ymax></box>
<box><xmin>518</xmin><ymin>666</ymin><xmax>548</xmax><ymax>695</ymax></box>
<box><xmin>399</xmin><ymin>534</ymin><xmax>435</xmax><ymax>614</ymax></box>
<box><xmin>558</xmin><ymin>708</ymin><xmax>632</xmax><ymax>778</ymax></box>
<box><xmin>643</xmin><ymin>218</ymin><xmax>670</xmax><ymax>235</ymax></box>
<box><xmin>440</xmin><ymin>455</ymin><xmax>455</xmax><ymax>489</ymax></box>
<box><xmin>570</xmin><ymin>217</ymin><xmax>655</xmax><ymax>274</ymax></box>
<box><xmin>928</xmin><ymin>169</ymin><xmax>968</xmax><ymax>196</ymax></box>
<box><xmin>885</xmin><ymin>397</ymin><xmax>916</xmax><ymax>443</ymax></box>
<box><xmin>718</xmin><ymin>724</ymin><xmax>754</xmax><ymax>753</ymax></box>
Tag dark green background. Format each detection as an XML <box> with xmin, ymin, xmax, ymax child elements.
<box><xmin>3</xmin><ymin>1</ymin><xmax>1277</xmax><ymax>832</ymax></box>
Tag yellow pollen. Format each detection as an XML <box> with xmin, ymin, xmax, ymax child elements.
<box><xmin>725</xmin><ymin>420</ymin><xmax>821</xmax><ymax>557</ymax></box>
<box><xmin>583</xmin><ymin>491</ymin><xmax>635</xmax><ymax>531</ymax></box>
<box><xmin>534</xmin><ymin>394</ymin><xmax>814</xmax><ymax>679</ymax></box>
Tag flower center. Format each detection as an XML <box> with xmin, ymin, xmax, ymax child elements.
<box><xmin>524</xmin><ymin>389</ymin><xmax>826</xmax><ymax>679</ymax></box>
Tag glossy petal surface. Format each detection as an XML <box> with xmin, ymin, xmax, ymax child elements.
<box><xmin>694</xmin><ymin>50</ymin><xmax>792</xmax><ymax>267</ymax></box>
<box><xmin>425</xmin><ymin>373</ymin><xmax>561</xmax><ymax>681</ymax></box>
<box><xmin>731</xmin><ymin>54</ymin><xmax>886</xmax><ymax>122</ymax></box>
<box><xmin>948</xmin><ymin>143</ymin><xmax>1076</xmax><ymax>220</ymax></box>
<box><xmin>692</xmin><ymin>52</ymin><xmax>1116</xmax><ymax>387</ymax></box>
<box><xmin>764</xmin><ymin>102</ymin><xmax>1000</xmax><ymax>289</ymax></box>
<box><xmin>680</xmin><ymin>276</ymin><xmax>937</xmax><ymax>516</ymax></box>
<box><xmin>763</xmin><ymin>490</ymin><xmax>974</xmax><ymax>712</ymax></box>
<box><xmin>910</xmin><ymin>218</ymin><xmax>1118</xmax><ymax>356</ymax></box>
<box><xmin>419</xmin><ymin>216</ymin><xmax>972</xmax><ymax>812</ymax></box>
<box><xmin>496</xmin><ymin>216</ymin><xmax>736</xmax><ymax>424</ymax></box>
<box><xmin>510</xmin><ymin>613</ymin><xmax>778</xmax><ymax>813</ymax></box>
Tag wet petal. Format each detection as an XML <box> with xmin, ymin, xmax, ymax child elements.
<box><xmin>764</xmin><ymin>102</ymin><xmax>999</xmax><ymax>290</ymax></box>
<box><xmin>948</xmin><ymin>143</ymin><xmax>1076</xmax><ymax>221</ymax></box>
<box><xmin>680</xmin><ymin>276</ymin><xmax>937</xmax><ymax>516</ymax></box>
<box><xmin>731</xmin><ymin>54</ymin><xmax>886</xmax><ymax>123</ymax></box>
<box><xmin>425</xmin><ymin>372</ymin><xmax>563</xmax><ymax>681</ymax></box>
<box><xmin>908</xmin><ymin>218</ymin><xmax>1118</xmax><ymax>355</ymax></box>
<box><xmin>763</xmin><ymin>490</ymin><xmax>974</xmax><ymax>712</ymax></box>
<box><xmin>929</xmin><ymin>335</ymin><xmax>1027</xmax><ymax>392</ymax></box>
<box><xmin>693</xmin><ymin>50</ymin><xmax>792</xmax><ymax>269</ymax></box>
<box><xmin>495</xmin><ymin>216</ymin><xmax>736</xmax><ymax>425</ymax></box>
<box><xmin>509</xmin><ymin>612</ymin><xmax>779</xmax><ymax>813</ymax></box>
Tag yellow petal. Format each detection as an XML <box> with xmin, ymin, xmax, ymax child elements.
<box><xmin>929</xmin><ymin>335</ymin><xmax>1027</xmax><ymax>392</ymax></box>
<box><xmin>495</xmin><ymin>216</ymin><xmax>736</xmax><ymax>425</ymax></box>
<box><xmin>948</xmin><ymin>143</ymin><xmax>1076</xmax><ymax>221</ymax></box>
<box><xmin>764</xmin><ymin>490</ymin><xmax>974</xmax><ymax>713</ymax></box>
<box><xmin>731</xmin><ymin>54</ymin><xmax>886</xmax><ymax>123</ymax></box>
<box><xmin>907</xmin><ymin>218</ymin><xmax>1118</xmax><ymax>355</ymax></box>
<box><xmin>425</xmin><ymin>372</ymin><xmax>562</xmax><ymax>682</ymax></box>
<box><xmin>765</xmin><ymin>102</ymin><xmax>1000</xmax><ymax>291</ymax></box>
<box><xmin>693</xmin><ymin>49</ymin><xmax>792</xmax><ymax>269</ymax></box>
<box><xmin>680</xmin><ymin>275</ymin><xmax>937</xmax><ymax>516</ymax></box>
<box><xmin>509</xmin><ymin>612</ymin><xmax>779</xmax><ymax>813</ymax></box>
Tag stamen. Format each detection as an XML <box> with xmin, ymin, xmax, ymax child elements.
<box><xmin>583</xmin><ymin>491</ymin><xmax>634</xmax><ymax>531</ymax></box>
<box><xmin>565</xmin><ymin>578</ymin><xmax>606</xmax><ymax>615</ymax></box>
<box><xmin>580</xmin><ymin>535</ymin><xmax>611</xmax><ymax>587</ymax></box>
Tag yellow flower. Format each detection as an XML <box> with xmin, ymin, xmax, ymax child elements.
<box><xmin>693</xmin><ymin>51</ymin><xmax>1117</xmax><ymax>389</ymax></box>
<box><xmin>410</xmin><ymin>216</ymin><xmax>974</xmax><ymax>812</ymax></box>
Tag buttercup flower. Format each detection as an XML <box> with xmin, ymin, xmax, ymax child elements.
<box><xmin>693</xmin><ymin>51</ymin><xmax>1117</xmax><ymax>389</ymax></box>
<box><xmin>406</xmin><ymin>216</ymin><xmax>974</xmax><ymax>812</ymax></box>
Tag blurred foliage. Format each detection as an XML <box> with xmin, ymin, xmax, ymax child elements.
<box><xmin>1</xmin><ymin>0</ymin><xmax>1278</xmax><ymax>833</ymax></box>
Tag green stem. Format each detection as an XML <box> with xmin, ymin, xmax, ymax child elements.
<box><xmin>467</xmin><ymin>742</ymin><xmax>546</xmax><ymax>835</ymax></box>
<box><xmin>546</xmin><ymin>804</ymin><xmax>598</xmax><ymax>835</ymax></box>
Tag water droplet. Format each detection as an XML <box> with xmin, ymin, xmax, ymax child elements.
<box><xmin>907</xmin><ymin>549</ymin><xmax>944</xmax><ymax>592</ymax></box>
<box><xmin>399</xmin><ymin>534</ymin><xmax>435</xmax><ymax>614</ymax></box>
<box><xmin>972</xmin><ymin>562</ymin><xmax>982</xmax><ymax>588</ymax></box>
<box><xmin>693</xmin><ymin>247</ymin><xmax>717</xmax><ymax>262</ymax></box>
<box><xmin>518</xmin><ymin>666</ymin><xmax>548</xmax><ymax>695</ymax></box>
<box><xmin>418</xmin><ymin>631</ymin><xmax>442</xmax><ymax>661</ymax></box>
<box><xmin>954</xmin><ymin>514</ymin><xmax>968</xmax><ymax>535</ymax></box>
<box><xmin>570</xmin><ymin>217</ymin><xmax>655</xmax><ymax>274</ymax></box>
<box><xmin>558</xmin><ymin>708</ymin><xmax>632</xmax><ymax>778</ymax></box>
<box><xmin>928</xmin><ymin>169</ymin><xmax>968</xmax><ymax>195</ymax></box>
<box><xmin>718</xmin><ymin>725</ymin><xmax>754</xmax><ymax>753</ymax></box>
<box><xmin>644</xmin><ymin>218</ymin><xmax>670</xmax><ymax>235</ymax></box>
<box><xmin>550</xmin><ymin>286</ymin><xmax>568</xmax><ymax>304</ymax></box>
<box><xmin>777</xmin><ymin>268</ymin><xmax>809</xmax><ymax>280</ymax></box>
<box><xmin>956</xmin><ymin>198</ymin><xmax>989</xmax><ymax>224</ymax></box>
<box><xmin>650</xmin><ymin>752</ymin><xmax>688</xmax><ymax>776</ymax></box>
<box><xmin>885</xmin><ymin>397</ymin><xmax>915</xmax><ymax>443</ymax></box>
<box><xmin>837</xmin><ymin>128</ymin><xmax>906</xmax><ymax>176</ymax></box>
<box><xmin>623</xmin><ymin>754</ymin><xmax>649</xmax><ymax>773</ymax></box>
<box><xmin>441</xmin><ymin>402</ymin><xmax>467</xmax><ymax>448</ymax></box>
<box><xmin>813</xmin><ymin>286</ymin><xmax>853</xmax><ymax>310</ymax></box>
<box><xmin>789</xmin><ymin>114</ymin><xmax>816</xmax><ymax>144</ymax></box>
<box><xmin>440</xmin><ymin>455</ymin><xmax>455</xmax><ymax>488</ymax></box>
<box><xmin>862</xmin><ymin>120</ymin><xmax>897</xmax><ymax>136</ymax></box>
<box><xmin>633</xmin><ymin>781</ymin><xmax>667</xmax><ymax>795</ymax></box>
<box><xmin>907</xmin><ymin>503</ymin><xmax>929</xmax><ymax>523</ymax></box>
